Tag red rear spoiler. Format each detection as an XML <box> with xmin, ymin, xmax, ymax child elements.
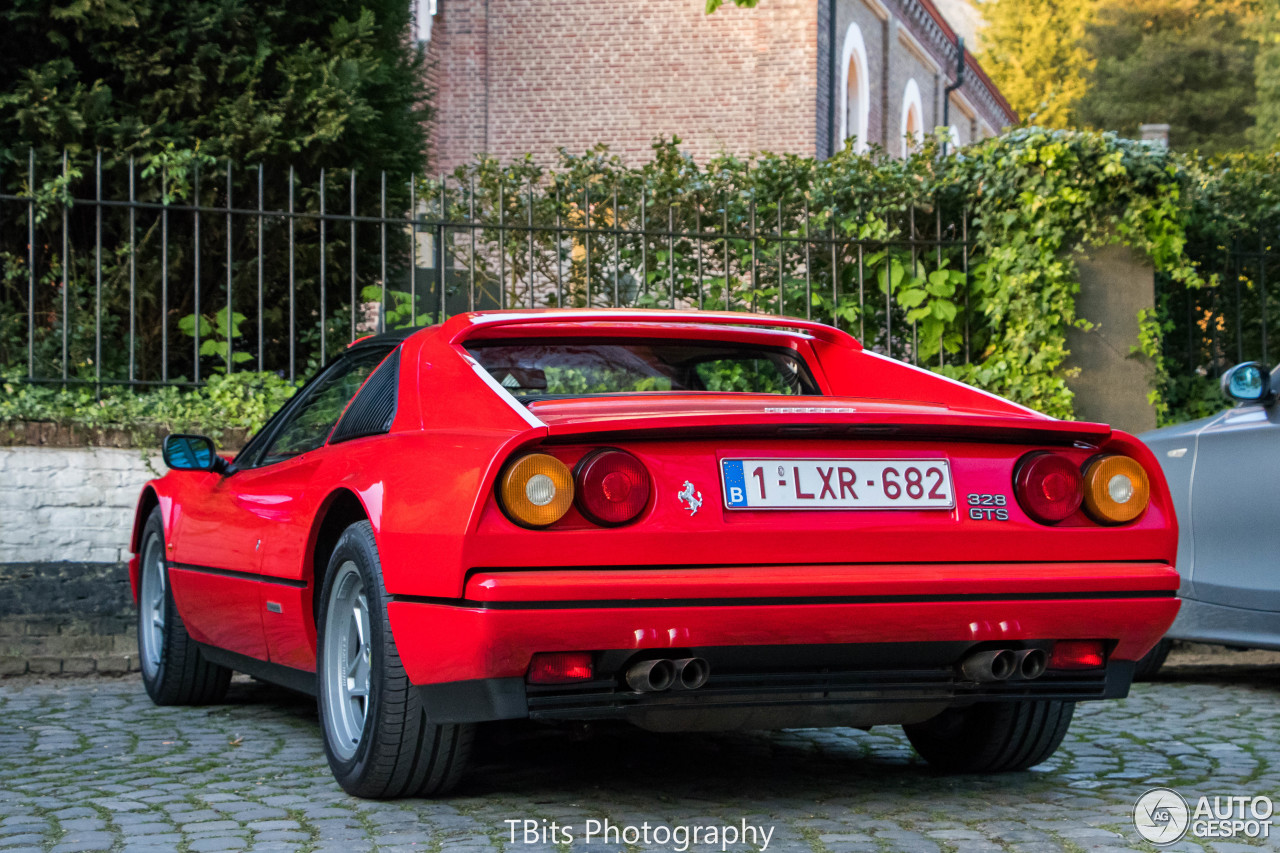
<box><xmin>441</xmin><ymin>309</ymin><xmax>860</xmax><ymax>349</ymax></box>
<box><xmin>525</xmin><ymin>395</ymin><xmax>1112</xmax><ymax>447</ymax></box>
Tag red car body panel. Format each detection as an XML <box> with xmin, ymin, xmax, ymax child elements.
<box><xmin>131</xmin><ymin>309</ymin><xmax>1179</xmax><ymax>723</ymax></box>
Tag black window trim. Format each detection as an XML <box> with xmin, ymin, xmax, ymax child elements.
<box><xmin>228</xmin><ymin>344</ymin><xmax>396</xmax><ymax>473</ymax></box>
<box><xmin>330</xmin><ymin>348</ymin><xmax>402</xmax><ymax>445</ymax></box>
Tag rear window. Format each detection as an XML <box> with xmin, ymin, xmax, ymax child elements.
<box><xmin>467</xmin><ymin>339</ymin><xmax>821</xmax><ymax>399</ymax></box>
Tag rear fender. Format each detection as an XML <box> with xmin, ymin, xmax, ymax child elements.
<box><xmin>372</xmin><ymin>428</ymin><xmax>544</xmax><ymax>600</ymax></box>
<box><xmin>1099</xmin><ymin>430</ymin><xmax>1179</xmax><ymax>562</ymax></box>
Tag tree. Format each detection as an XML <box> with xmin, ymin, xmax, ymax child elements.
<box><xmin>1072</xmin><ymin>0</ymin><xmax>1258</xmax><ymax>154</ymax></box>
<box><xmin>0</xmin><ymin>0</ymin><xmax>429</xmax><ymax>175</ymax></box>
<box><xmin>1251</xmin><ymin>0</ymin><xmax>1280</xmax><ymax>149</ymax></box>
<box><xmin>0</xmin><ymin>0</ymin><xmax>429</xmax><ymax>387</ymax></box>
<box><xmin>976</xmin><ymin>0</ymin><xmax>1097</xmax><ymax>128</ymax></box>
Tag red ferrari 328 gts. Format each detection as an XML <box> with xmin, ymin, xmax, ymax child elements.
<box><xmin>130</xmin><ymin>309</ymin><xmax>1179</xmax><ymax>797</ymax></box>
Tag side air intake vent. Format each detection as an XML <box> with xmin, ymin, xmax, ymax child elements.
<box><xmin>331</xmin><ymin>349</ymin><xmax>400</xmax><ymax>444</ymax></box>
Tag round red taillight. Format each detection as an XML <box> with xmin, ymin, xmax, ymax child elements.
<box><xmin>1013</xmin><ymin>452</ymin><xmax>1084</xmax><ymax>524</ymax></box>
<box><xmin>575</xmin><ymin>449</ymin><xmax>651</xmax><ymax>526</ymax></box>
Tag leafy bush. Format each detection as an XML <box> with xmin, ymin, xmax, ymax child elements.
<box><xmin>0</xmin><ymin>371</ymin><xmax>297</xmax><ymax>446</ymax></box>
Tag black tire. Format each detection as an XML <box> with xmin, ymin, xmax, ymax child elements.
<box><xmin>1133</xmin><ymin>638</ymin><xmax>1172</xmax><ymax>681</ymax></box>
<box><xmin>136</xmin><ymin>508</ymin><xmax>231</xmax><ymax>705</ymax></box>
<box><xmin>316</xmin><ymin>521</ymin><xmax>473</xmax><ymax>798</ymax></box>
<box><xmin>903</xmin><ymin>700</ymin><xmax>1075</xmax><ymax>773</ymax></box>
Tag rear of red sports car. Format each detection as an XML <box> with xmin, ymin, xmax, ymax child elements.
<box><xmin>133</xmin><ymin>309</ymin><xmax>1179</xmax><ymax>798</ymax></box>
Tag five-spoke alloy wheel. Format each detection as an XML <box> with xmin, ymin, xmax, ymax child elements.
<box><xmin>316</xmin><ymin>521</ymin><xmax>473</xmax><ymax>798</ymax></box>
<box><xmin>320</xmin><ymin>561</ymin><xmax>372</xmax><ymax>761</ymax></box>
<box><xmin>136</xmin><ymin>507</ymin><xmax>231</xmax><ymax>705</ymax></box>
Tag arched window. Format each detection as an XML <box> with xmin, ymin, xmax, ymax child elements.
<box><xmin>900</xmin><ymin>79</ymin><xmax>924</xmax><ymax>156</ymax></box>
<box><xmin>838</xmin><ymin>23</ymin><xmax>871</xmax><ymax>153</ymax></box>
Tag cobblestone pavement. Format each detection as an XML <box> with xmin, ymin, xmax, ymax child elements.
<box><xmin>1</xmin><ymin>657</ymin><xmax>1278</xmax><ymax>853</ymax></box>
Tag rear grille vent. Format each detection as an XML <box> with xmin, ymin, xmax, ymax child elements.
<box><xmin>331</xmin><ymin>349</ymin><xmax>400</xmax><ymax>444</ymax></box>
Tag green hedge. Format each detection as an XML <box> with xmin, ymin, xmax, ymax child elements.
<box><xmin>0</xmin><ymin>370</ymin><xmax>297</xmax><ymax>446</ymax></box>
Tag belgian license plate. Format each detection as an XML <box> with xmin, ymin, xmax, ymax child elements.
<box><xmin>720</xmin><ymin>458</ymin><xmax>955</xmax><ymax>510</ymax></box>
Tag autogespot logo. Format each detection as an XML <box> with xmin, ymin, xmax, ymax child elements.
<box><xmin>1134</xmin><ymin>788</ymin><xmax>1190</xmax><ymax>845</ymax></box>
<box><xmin>1134</xmin><ymin>788</ymin><xmax>1275</xmax><ymax>845</ymax></box>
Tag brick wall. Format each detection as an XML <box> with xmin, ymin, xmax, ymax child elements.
<box><xmin>832</xmin><ymin>0</ymin><xmax>890</xmax><ymax>151</ymax></box>
<box><xmin>824</xmin><ymin>0</ymin><xmax>1014</xmax><ymax>158</ymax></box>
<box><xmin>0</xmin><ymin>447</ymin><xmax>154</xmax><ymax>676</ymax></box>
<box><xmin>429</xmin><ymin>0</ymin><xmax>818</xmax><ymax>170</ymax></box>
<box><xmin>0</xmin><ymin>447</ymin><xmax>159</xmax><ymax>564</ymax></box>
<box><xmin>0</xmin><ymin>562</ymin><xmax>137</xmax><ymax>677</ymax></box>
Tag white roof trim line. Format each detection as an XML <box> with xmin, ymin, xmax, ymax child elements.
<box><xmin>468</xmin><ymin>360</ymin><xmax>547</xmax><ymax>429</ymax></box>
<box><xmin>858</xmin><ymin>350</ymin><xmax>1049</xmax><ymax>420</ymax></box>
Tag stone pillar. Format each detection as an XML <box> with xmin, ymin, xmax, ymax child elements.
<box><xmin>1064</xmin><ymin>244</ymin><xmax>1158</xmax><ymax>434</ymax></box>
<box><xmin>1139</xmin><ymin>123</ymin><xmax>1170</xmax><ymax>148</ymax></box>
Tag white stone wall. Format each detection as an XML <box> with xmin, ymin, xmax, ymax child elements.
<box><xmin>0</xmin><ymin>447</ymin><xmax>162</xmax><ymax>563</ymax></box>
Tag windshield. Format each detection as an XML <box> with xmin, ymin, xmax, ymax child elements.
<box><xmin>467</xmin><ymin>339</ymin><xmax>821</xmax><ymax>399</ymax></box>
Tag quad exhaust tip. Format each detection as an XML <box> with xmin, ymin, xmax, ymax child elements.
<box><xmin>626</xmin><ymin>659</ymin><xmax>676</xmax><ymax>692</ymax></box>
<box><xmin>672</xmin><ymin>657</ymin><xmax>710</xmax><ymax>690</ymax></box>
<box><xmin>1015</xmin><ymin>648</ymin><xmax>1048</xmax><ymax>680</ymax></box>
<box><xmin>959</xmin><ymin>648</ymin><xmax>1049</xmax><ymax>683</ymax></box>
<box><xmin>626</xmin><ymin>657</ymin><xmax>711</xmax><ymax>693</ymax></box>
<box><xmin>960</xmin><ymin>649</ymin><xmax>1017</xmax><ymax>682</ymax></box>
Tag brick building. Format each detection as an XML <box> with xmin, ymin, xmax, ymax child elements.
<box><xmin>422</xmin><ymin>0</ymin><xmax>1016</xmax><ymax>171</ymax></box>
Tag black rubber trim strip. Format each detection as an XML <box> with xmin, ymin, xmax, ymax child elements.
<box><xmin>388</xmin><ymin>589</ymin><xmax>1176</xmax><ymax>610</ymax></box>
<box><xmin>196</xmin><ymin>643</ymin><xmax>316</xmax><ymax>696</ymax></box>
<box><xmin>168</xmin><ymin>561</ymin><xmax>307</xmax><ymax>589</ymax></box>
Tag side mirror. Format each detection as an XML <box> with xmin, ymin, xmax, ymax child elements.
<box><xmin>162</xmin><ymin>434</ymin><xmax>227</xmax><ymax>473</ymax></box>
<box><xmin>1221</xmin><ymin>362</ymin><xmax>1272</xmax><ymax>405</ymax></box>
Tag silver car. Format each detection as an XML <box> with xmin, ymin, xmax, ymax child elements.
<box><xmin>1138</xmin><ymin>361</ymin><xmax>1280</xmax><ymax>675</ymax></box>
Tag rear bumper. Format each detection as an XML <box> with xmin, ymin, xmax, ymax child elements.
<box><xmin>388</xmin><ymin>562</ymin><xmax>1178</xmax><ymax>726</ymax></box>
<box><xmin>413</xmin><ymin>654</ymin><xmax>1138</xmax><ymax>726</ymax></box>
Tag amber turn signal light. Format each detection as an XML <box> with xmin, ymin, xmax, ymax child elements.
<box><xmin>1082</xmin><ymin>455</ymin><xmax>1150</xmax><ymax>524</ymax></box>
<box><xmin>500</xmin><ymin>453</ymin><xmax>574</xmax><ymax>528</ymax></box>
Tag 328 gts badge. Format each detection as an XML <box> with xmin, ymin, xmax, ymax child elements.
<box><xmin>967</xmin><ymin>493</ymin><xmax>1009</xmax><ymax>521</ymax></box>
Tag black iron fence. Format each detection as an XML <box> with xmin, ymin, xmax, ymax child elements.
<box><xmin>1161</xmin><ymin>235</ymin><xmax>1278</xmax><ymax>369</ymax></box>
<box><xmin>0</xmin><ymin>150</ymin><xmax>976</xmax><ymax>390</ymax></box>
<box><xmin>1155</xmin><ymin>233</ymin><xmax>1280</xmax><ymax>418</ymax></box>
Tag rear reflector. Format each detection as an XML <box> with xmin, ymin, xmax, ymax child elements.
<box><xmin>527</xmin><ymin>652</ymin><xmax>594</xmax><ymax>684</ymax></box>
<box><xmin>1049</xmin><ymin>640</ymin><xmax>1105</xmax><ymax>670</ymax></box>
